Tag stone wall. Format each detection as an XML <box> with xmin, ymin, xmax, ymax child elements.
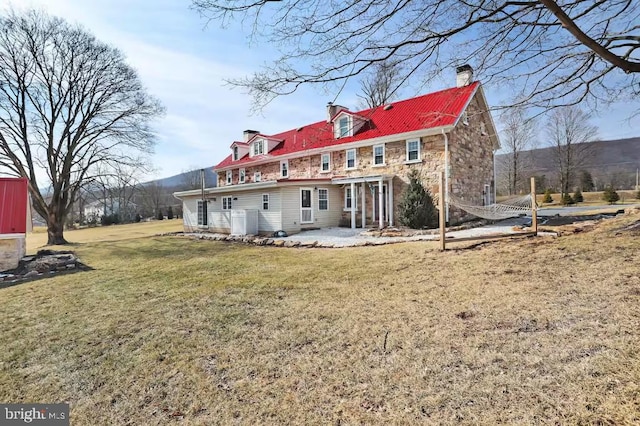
<box><xmin>0</xmin><ymin>236</ymin><xmax>26</xmax><ymax>272</ymax></box>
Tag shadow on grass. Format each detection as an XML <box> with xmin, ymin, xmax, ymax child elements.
<box><xmin>0</xmin><ymin>262</ymin><xmax>94</xmax><ymax>290</ymax></box>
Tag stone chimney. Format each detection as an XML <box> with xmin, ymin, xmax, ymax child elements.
<box><xmin>326</xmin><ymin>102</ymin><xmax>348</xmax><ymax>123</ymax></box>
<box><xmin>456</xmin><ymin>64</ymin><xmax>473</xmax><ymax>87</ymax></box>
<box><xmin>243</xmin><ymin>129</ymin><xmax>259</xmax><ymax>142</ymax></box>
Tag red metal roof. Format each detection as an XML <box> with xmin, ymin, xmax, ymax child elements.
<box><xmin>216</xmin><ymin>82</ymin><xmax>480</xmax><ymax>170</ymax></box>
<box><xmin>0</xmin><ymin>177</ymin><xmax>28</xmax><ymax>234</ymax></box>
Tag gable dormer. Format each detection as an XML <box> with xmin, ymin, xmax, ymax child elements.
<box><xmin>230</xmin><ymin>141</ymin><xmax>249</xmax><ymax>161</ymax></box>
<box><xmin>247</xmin><ymin>134</ymin><xmax>284</xmax><ymax>157</ymax></box>
<box><xmin>332</xmin><ymin>110</ymin><xmax>367</xmax><ymax>139</ymax></box>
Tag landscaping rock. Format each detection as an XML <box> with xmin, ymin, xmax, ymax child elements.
<box><xmin>273</xmin><ymin>240</ymin><xmax>285</xmax><ymax>247</ymax></box>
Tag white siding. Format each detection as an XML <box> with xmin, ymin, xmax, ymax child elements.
<box><xmin>280</xmin><ymin>186</ymin><xmax>342</xmax><ymax>234</ymax></box>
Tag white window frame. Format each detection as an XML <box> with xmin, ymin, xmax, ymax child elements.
<box><xmin>280</xmin><ymin>160</ymin><xmax>289</xmax><ymax>178</ymax></box>
<box><xmin>262</xmin><ymin>194</ymin><xmax>269</xmax><ymax>210</ymax></box>
<box><xmin>254</xmin><ymin>171</ymin><xmax>261</xmax><ymax>182</ymax></box>
<box><xmin>373</xmin><ymin>144</ymin><xmax>385</xmax><ymax>166</ymax></box>
<box><xmin>461</xmin><ymin>111</ymin><xmax>469</xmax><ymax>126</ymax></box>
<box><xmin>345</xmin><ymin>148</ymin><xmax>357</xmax><ymax>170</ymax></box>
<box><xmin>253</xmin><ymin>139</ymin><xmax>264</xmax><ymax>156</ymax></box>
<box><xmin>338</xmin><ymin>116</ymin><xmax>350</xmax><ymax>137</ymax></box>
<box><xmin>318</xmin><ymin>188</ymin><xmax>328</xmax><ymax>210</ymax></box>
<box><xmin>226</xmin><ymin>170</ymin><xmax>232</xmax><ymax>185</ymax></box>
<box><xmin>233</xmin><ymin>146</ymin><xmax>239</xmax><ymax>161</ymax></box>
<box><xmin>344</xmin><ymin>187</ymin><xmax>358</xmax><ymax>210</ymax></box>
<box><xmin>406</xmin><ymin>139</ymin><xmax>421</xmax><ymax>163</ymax></box>
<box><xmin>222</xmin><ymin>196</ymin><xmax>232</xmax><ymax>210</ymax></box>
<box><xmin>321</xmin><ymin>153</ymin><xmax>331</xmax><ymax>173</ymax></box>
<box><xmin>239</xmin><ymin>168</ymin><xmax>245</xmax><ymax>184</ymax></box>
<box><xmin>197</xmin><ymin>200</ymin><xmax>208</xmax><ymax>227</ymax></box>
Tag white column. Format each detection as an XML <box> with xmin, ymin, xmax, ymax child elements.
<box><xmin>389</xmin><ymin>178</ymin><xmax>394</xmax><ymax>226</ymax></box>
<box><xmin>350</xmin><ymin>182</ymin><xmax>356</xmax><ymax>229</ymax></box>
<box><xmin>361</xmin><ymin>182</ymin><xmax>366</xmax><ymax>228</ymax></box>
<box><xmin>378</xmin><ymin>178</ymin><xmax>384</xmax><ymax>229</ymax></box>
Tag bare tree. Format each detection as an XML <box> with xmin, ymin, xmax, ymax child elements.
<box><xmin>0</xmin><ymin>10</ymin><xmax>163</xmax><ymax>244</ymax></box>
<box><xmin>499</xmin><ymin>108</ymin><xmax>537</xmax><ymax>195</ymax></box>
<box><xmin>193</xmin><ymin>0</ymin><xmax>640</xmax><ymax>112</ymax></box>
<box><xmin>357</xmin><ymin>61</ymin><xmax>402</xmax><ymax>109</ymax></box>
<box><xmin>545</xmin><ymin>106</ymin><xmax>597</xmax><ymax>198</ymax></box>
<box><xmin>180</xmin><ymin>165</ymin><xmax>206</xmax><ymax>190</ymax></box>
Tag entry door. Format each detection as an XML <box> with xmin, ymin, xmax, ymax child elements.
<box><xmin>300</xmin><ymin>188</ymin><xmax>313</xmax><ymax>224</ymax></box>
<box><xmin>373</xmin><ymin>184</ymin><xmax>387</xmax><ymax>221</ymax></box>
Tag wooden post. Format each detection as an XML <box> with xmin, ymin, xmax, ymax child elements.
<box><xmin>530</xmin><ymin>176</ymin><xmax>537</xmax><ymax>236</ymax></box>
<box><xmin>439</xmin><ymin>171</ymin><xmax>446</xmax><ymax>251</ymax></box>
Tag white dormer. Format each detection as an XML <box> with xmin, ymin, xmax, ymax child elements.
<box><xmin>230</xmin><ymin>141</ymin><xmax>249</xmax><ymax>161</ymax></box>
<box><xmin>247</xmin><ymin>134</ymin><xmax>284</xmax><ymax>157</ymax></box>
<box><xmin>332</xmin><ymin>110</ymin><xmax>367</xmax><ymax>139</ymax></box>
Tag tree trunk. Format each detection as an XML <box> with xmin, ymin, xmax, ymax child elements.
<box><xmin>47</xmin><ymin>212</ymin><xmax>68</xmax><ymax>245</ymax></box>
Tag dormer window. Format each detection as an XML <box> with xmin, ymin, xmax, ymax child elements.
<box><xmin>253</xmin><ymin>139</ymin><xmax>264</xmax><ymax>156</ymax></box>
<box><xmin>233</xmin><ymin>146</ymin><xmax>239</xmax><ymax>161</ymax></box>
<box><xmin>339</xmin><ymin>116</ymin><xmax>350</xmax><ymax>137</ymax></box>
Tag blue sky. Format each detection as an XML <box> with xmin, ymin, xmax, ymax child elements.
<box><xmin>2</xmin><ymin>0</ymin><xmax>639</xmax><ymax>180</ymax></box>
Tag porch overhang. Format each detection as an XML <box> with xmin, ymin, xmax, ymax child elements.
<box><xmin>331</xmin><ymin>174</ymin><xmax>395</xmax><ymax>185</ymax></box>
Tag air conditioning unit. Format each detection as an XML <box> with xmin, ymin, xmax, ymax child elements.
<box><xmin>230</xmin><ymin>209</ymin><xmax>258</xmax><ymax>235</ymax></box>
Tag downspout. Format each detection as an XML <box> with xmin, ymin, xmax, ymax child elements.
<box><xmin>442</xmin><ymin>129</ymin><xmax>449</xmax><ymax>223</ymax></box>
<box><xmin>493</xmin><ymin>151</ymin><xmax>497</xmax><ymax>204</ymax></box>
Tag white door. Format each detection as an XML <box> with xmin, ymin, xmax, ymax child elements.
<box><xmin>300</xmin><ymin>188</ymin><xmax>313</xmax><ymax>224</ymax></box>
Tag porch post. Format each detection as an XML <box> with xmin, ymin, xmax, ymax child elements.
<box><xmin>378</xmin><ymin>177</ymin><xmax>384</xmax><ymax>229</ymax></box>
<box><xmin>361</xmin><ymin>182</ymin><xmax>366</xmax><ymax>228</ymax></box>
<box><xmin>388</xmin><ymin>178</ymin><xmax>394</xmax><ymax>226</ymax></box>
<box><xmin>350</xmin><ymin>182</ymin><xmax>356</xmax><ymax>229</ymax></box>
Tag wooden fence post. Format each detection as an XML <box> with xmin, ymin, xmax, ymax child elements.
<box><xmin>531</xmin><ymin>176</ymin><xmax>537</xmax><ymax>236</ymax></box>
<box><xmin>439</xmin><ymin>171</ymin><xmax>446</xmax><ymax>251</ymax></box>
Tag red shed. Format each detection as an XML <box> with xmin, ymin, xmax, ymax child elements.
<box><xmin>0</xmin><ymin>177</ymin><xmax>29</xmax><ymax>235</ymax></box>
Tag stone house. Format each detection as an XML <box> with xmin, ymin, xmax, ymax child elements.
<box><xmin>174</xmin><ymin>66</ymin><xmax>500</xmax><ymax>235</ymax></box>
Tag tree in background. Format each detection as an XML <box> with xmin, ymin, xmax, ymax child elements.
<box><xmin>156</xmin><ymin>209</ymin><xmax>164</xmax><ymax>221</ymax></box>
<box><xmin>357</xmin><ymin>61</ymin><xmax>403</xmax><ymax>109</ymax></box>
<box><xmin>573</xmin><ymin>188</ymin><xmax>584</xmax><ymax>203</ymax></box>
<box><xmin>542</xmin><ymin>189</ymin><xmax>553</xmax><ymax>204</ymax></box>
<box><xmin>398</xmin><ymin>170</ymin><xmax>437</xmax><ymax>229</ymax></box>
<box><xmin>167</xmin><ymin>206</ymin><xmax>174</xmax><ymax>220</ymax></box>
<box><xmin>194</xmin><ymin>1</ymin><xmax>640</xmax><ymax>114</ymax></box>
<box><xmin>561</xmin><ymin>193</ymin><xmax>574</xmax><ymax>206</ymax></box>
<box><xmin>545</xmin><ymin>106</ymin><xmax>597</xmax><ymax>202</ymax></box>
<box><xmin>0</xmin><ymin>10</ymin><xmax>163</xmax><ymax>244</ymax></box>
<box><xmin>580</xmin><ymin>170</ymin><xmax>595</xmax><ymax>192</ymax></box>
<box><xmin>499</xmin><ymin>108</ymin><xmax>536</xmax><ymax>195</ymax></box>
<box><xmin>602</xmin><ymin>186</ymin><xmax>620</xmax><ymax>204</ymax></box>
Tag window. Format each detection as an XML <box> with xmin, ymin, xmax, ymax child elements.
<box><xmin>239</xmin><ymin>168</ymin><xmax>245</xmax><ymax>184</ymax></box>
<box><xmin>406</xmin><ymin>139</ymin><xmax>420</xmax><ymax>162</ymax></box>
<box><xmin>344</xmin><ymin>187</ymin><xmax>357</xmax><ymax>209</ymax></box>
<box><xmin>226</xmin><ymin>170</ymin><xmax>232</xmax><ymax>185</ymax></box>
<box><xmin>222</xmin><ymin>196</ymin><xmax>232</xmax><ymax>210</ymax></box>
<box><xmin>461</xmin><ymin>111</ymin><xmax>469</xmax><ymax>125</ymax></box>
<box><xmin>254</xmin><ymin>172</ymin><xmax>261</xmax><ymax>182</ymax></box>
<box><xmin>480</xmin><ymin>121</ymin><xmax>487</xmax><ymax>136</ymax></box>
<box><xmin>346</xmin><ymin>149</ymin><xmax>356</xmax><ymax>169</ymax></box>
<box><xmin>338</xmin><ymin>116</ymin><xmax>350</xmax><ymax>137</ymax></box>
<box><xmin>321</xmin><ymin>153</ymin><xmax>331</xmax><ymax>172</ymax></box>
<box><xmin>373</xmin><ymin>144</ymin><xmax>385</xmax><ymax>165</ymax></box>
<box><xmin>262</xmin><ymin>194</ymin><xmax>269</xmax><ymax>210</ymax></box>
<box><xmin>253</xmin><ymin>139</ymin><xmax>264</xmax><ymax>156</ymax></box>
<box><xmin>197</xmin><ymin>200</ymin><xmax>208</xmax><ymax>226</ymax></box>
<box><xmin>280</xmin><ymin>160</ymin><xmax>288</xmax><ymax>178</ymax></box>
<box><xmin>318</xmin><ymin>189</ymin><xmax>328</xmax><ymax>210</ymax></box>
<box><xmin>233</xmin><ymin>146</ymin><xmax>238</xmax><ymax>161</ymax></box>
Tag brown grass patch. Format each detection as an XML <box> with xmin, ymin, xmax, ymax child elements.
<box><xmin>2</xmin><ymin>215</ymin><xmax>640</xmax><ymax>424</ymax></box>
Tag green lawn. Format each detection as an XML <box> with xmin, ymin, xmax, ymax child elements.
<box><xmin>2</xmin><ymin>216</ymin><xmax>640</xmax><ymax>424</ymax></box>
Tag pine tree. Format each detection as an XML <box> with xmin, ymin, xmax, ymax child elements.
<box><xmin>602</xmin><ymin>187</ymin><xmax>620</xmax><ymax>204</ymax></box>
<box><xmin>561</xmin><ymin>193</ymin><xmax>574</xmax><ymax>205</ymax></box>
<box><xmin>156</xmin><ymin>209</ymin><xmax>164</xmax><ymax>220</ymax></box>
<box><xmin>167</xmin><ymin>206</ymin><xmax>174</xmax><ymax>220</ymax></box>
<box><xmin>542</xmin><ymin>189</ymin><xmax>553</xmax><ymax>204</ymax></box>
<box><xmin>573</xmin><ymin>188</ymin><xmax>584</xmax><ymax>203</ymax></box>
<box><xmin>398</xmin><ymin>170</ymin><xmax>438</xmax><ymax>229</ymax></box>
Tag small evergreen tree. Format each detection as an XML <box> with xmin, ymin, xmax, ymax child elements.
<box><xmin>398</xmin><ymin>170</ymin><xmax>438</xmax><ymax>229</ymax></box>
<box><xmin>167</xmin><ymin>206</ymin><xmax>174</xmax><ymax>219</ymax></box>
<box><xmin>156</xmin><ymin>209</ymin><xmax>164</xmax><ymax>220</ymax></box>
<box><xmin>602</xmin><ymin>186</ymin><xmax>620</xmax><ymax>204</ymax></box>
<box><xmin>573</xmin><ymin>188</ymin><xmax>584</xmax><ymax>203</ymax></box>
<box><xmin>135</xmin><ymin>213</ymin><xmax>142</xmax><ymax>223</ymax></box>
<box><xmin>561</xmin><ymin>193</ymin><xmax>574</xmax><ymax>205</ymax></box>
<box><xmin>542</xmin><ymin>188</ymin><xmax>553</xmax><ymax>204</ymax></box>
<box><xmin>635</xmin><ymin>189</ymin><xmax>640</xmax><ymax>200</ymax></box>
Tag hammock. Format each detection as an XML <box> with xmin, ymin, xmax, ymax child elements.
<box><xmin>447</xmin><ymin>194</ymin><xmax>533</xmax><ymax>220</ymax></box>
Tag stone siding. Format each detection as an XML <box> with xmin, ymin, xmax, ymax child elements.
<box><xmin>0</xmin><ymin>236</ymin><xmax>26</xmax><ymax>272</ymax></box>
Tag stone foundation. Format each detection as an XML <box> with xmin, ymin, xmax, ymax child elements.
<box><xmin>0</xmin><ymin>235</ymin><xmax>26</xmax><ymax>272</ymax></box>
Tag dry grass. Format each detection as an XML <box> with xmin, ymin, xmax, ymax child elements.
<box><xmin>27</xmin><ymin>219</ymin><xmax>183</xmax><ymax>251</ymax></box>
<box><xmin>2</xmin><ymin>216</ymin><xmax>640</xmax><ymax>424</ymax></box>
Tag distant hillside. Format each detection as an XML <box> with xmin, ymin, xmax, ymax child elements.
<box><xmin>496</xmin><ymin>137</ymin><xmax>640</xmax><ymax>192</ymax></box>
<box><xmin>145</xmin><ymin>167</ymin><xmax>217</xmax><ymax>190</ymax></box>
